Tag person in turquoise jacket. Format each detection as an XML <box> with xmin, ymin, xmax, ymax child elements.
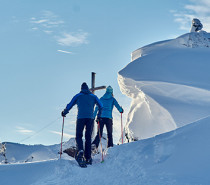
<box><xmin>92</xmin><ymin>86</ymin><xmax>123</xmax><ymax>149</ymax></box>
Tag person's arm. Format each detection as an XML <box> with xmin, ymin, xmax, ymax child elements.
<box><xmin>62</xmin><ymin>93</ymin><xmax>80</xmax><ymax>116</ymax></box>
<box><xmin>113</xmin><ymin>98</ymin><xmax>123</xmax><ymax>113</ymax></box>
<box><xmin>95</xmin><ymin>96</ymin><xmax>103</xmax><ymax>118</ymax></box>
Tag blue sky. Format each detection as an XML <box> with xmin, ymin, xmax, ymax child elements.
<box><xmin>1</xmin><ymin>0</ymin><xmax>210</xmax><ymax>145</ymax></box>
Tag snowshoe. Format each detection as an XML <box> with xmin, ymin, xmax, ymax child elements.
<box><xmin>75</xmin><ymin>150</ymin><xmax>87</xmax><ymax>168</ymax></box>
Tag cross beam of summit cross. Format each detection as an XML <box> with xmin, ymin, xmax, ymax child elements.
<box><xmin>89</xmin><ymin>72</ymin><xmax>106</xmax><ymax>94</ymax></box>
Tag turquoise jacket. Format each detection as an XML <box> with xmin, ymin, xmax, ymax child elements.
<box><xmin>94</xmin><ymin>92</ymin><xmax>123</xmax><ymax>119</ymax></box>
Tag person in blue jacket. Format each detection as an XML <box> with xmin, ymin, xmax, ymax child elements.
<box><xmin>92</xmin><ymin>86</ymin><xmax>123</xmax><ymax>149</ymax></box>
<box><xmin>61</xmin><ymin>82</ymin><xmax>103</xmax><ymax>166</ymax></box>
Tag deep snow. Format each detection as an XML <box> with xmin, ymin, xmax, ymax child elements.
<box><xmin>1</xmin><ymin>116</ymin><xmax>210</xmax><ymax>185</ymax></box>
<box><xmin>118</xmin><ymin>30</ymin><xmax>210</xmax><ymax>141</ymax></box>
<box><xmin>1</xmin><ymin>22</ymin><xmax>210</xmax><ymax>185</ymax></box>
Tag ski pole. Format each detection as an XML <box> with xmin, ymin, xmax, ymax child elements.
<box><xmin>121</xmin><ymin>113</ymin><xmax>123</xmax><ymax>144</ymax></box>
<box><xmin>98</xmin><ymin>121</ymin><xmax>104</xmax><ymax>162</ymax></box>
<box><xmin>60</xmin><ymin>117</ymin><xmax>65</xmax><ymax>159</ymax></box>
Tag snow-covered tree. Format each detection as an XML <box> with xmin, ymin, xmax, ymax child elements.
<box><xmin>190</xmin><ymin>18</ymin><xmax>203</xmax><ymax>32</ymax></box>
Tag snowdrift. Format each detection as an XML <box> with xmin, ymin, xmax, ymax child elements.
<box><xmin>1</xmin><ymin>115</ymin><xmax>210</xmax><ymax>185</ymax></box>
<box><xmin>0</xmin><ymin>138</ymin><xmax>79</xmax><ymax>164</ymax></box>
<box><xmin>0</xmin><ymin>136</ymin><xmax>109</xmax><ymax>164</ymax></box>
<box><xmin>1</xmin><ymin>19</ymin><xmax>210</xmax><ymax>185</ymax></box>
<box><xmin>118</xmin><ymin>31</ymin><xmax>210</xmax><ymax>141</ymax></box>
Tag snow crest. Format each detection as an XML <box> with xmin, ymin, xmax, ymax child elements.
<box><xmin>118</xmin><ymin>30</ymin><xmax>210</xmax><ymax>141</ymax></box>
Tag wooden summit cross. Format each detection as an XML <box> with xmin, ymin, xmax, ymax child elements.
<box><xmin>89</xmin><ymin>72</ymin><xmax>106</xmax><ymax>137</ymax></box>
<box><xmin>90</xmin><ymin>72</ymin><xmax>106</xmax><ymax>94</ymax></box>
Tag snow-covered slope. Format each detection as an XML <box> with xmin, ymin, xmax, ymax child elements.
<box><xmin>0</xmin><ymin>136</ymin><xmax>108</xmax><ymax>164</ymax></box>
<box><xmin>0</xmin><ymin>143</ymin><xmax>58</xmax><ymax>163</ymax></box>
<box><xmin>118</xmin><ymin>30</ymin><xmax>210</xmax><ymax>141</ymax></box>
<box><xmin>0</xmin><ymin>138</ymin><xmax>76</xmax><ymax>164</ymax></box>
<box><xmin>1</xmin><ymin>116</ymin><xmax>210</xmax><ymax>185</ymax></box>
<box><xmin>1</xmin><ymin>19</ymin><xmax>210</xmax><ymax>185</ymax></box>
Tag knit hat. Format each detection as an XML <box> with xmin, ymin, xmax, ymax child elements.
<box><xmin>81</xmin><ymin>82</ymin><xmax>89</xmax><ymax>90</ymax></box>
<box><xmin>106</xmin><ymin>86</ymin><xmax>113</xmax><ymax>93</ymax></box>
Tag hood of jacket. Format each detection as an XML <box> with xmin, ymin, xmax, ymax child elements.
<box><xmin>102</xmin><ymin>92</ymin><xmax>113</xmax><ymax>99</ymax></box>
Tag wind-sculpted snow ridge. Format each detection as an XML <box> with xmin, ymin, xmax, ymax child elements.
<box><xmin>118</xmin><ymin>30</ymin><xmax>210</xmax><ymax>141</ymax></box>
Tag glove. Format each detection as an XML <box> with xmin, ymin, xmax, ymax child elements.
<box><xmin>120</xmin><ymin>108</ymin><xmax>124</xmax><ymax>114</ymax></box>
<box><xmin>61</xmin><ymin>110</ymin><xmax>66</xmax><ymax>117</ymax></box>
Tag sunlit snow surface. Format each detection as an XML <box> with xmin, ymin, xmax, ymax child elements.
<box><xmin>118</xmin><ymin>31</ymin><xmax>210</xmax><ymax>141</ymax></box>
<box><xmin>1</xmin><ymin>31</ymin><xmax>210</xmax><ymax>185</ymax></box>
<box><xmin>1</xmin><ymin>116</ymin><xmax>210</xmax><ymax>185</ymax></box>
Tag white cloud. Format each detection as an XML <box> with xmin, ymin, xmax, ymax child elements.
<box><xmin>30</xmin><ymin>11</ymin><xmax>89</xmax><ymax>49</ymax></box>
<box><xmin>32</xmin><ymin>27</ymin><xmax>38</xmax><ymax>30</ymax></box>
<box><xmin>16</xmin><ymin>126</ymin><xmax>34</xmax><ymax>135</ymax></box>
<box><xmin>32</xmin><ymin>19</ymin><xmax>49</xmax><ymax>24</ymax></box>
<box><xmin>57</xmin><ymin>50</ymin><xmax>73</xmax><ymax>54</ymax></box>
<box><xmin>185</xmin><ymin>5</ymin><xmax>210</xmax><ymax>15</ymax></box>
<box><xmin>173</xmin><ymin>12</ymin><xmax>194</xmax><ymax>30</ymax></box>
<box><xmin>172</xmin><ymin>0</ymin><xmax>210</xmax><ymax>32</ymax></box>
<box><xmin>56</xmin><ymin>32</ymin><xmax>88</xmax><ymax>46</ymax></box>
<box><xmin>30</xmin><ymin>11</ymin><xmax>64</xmax><ymax>29</ymax></box>
<box><xmin>43</xmin><ymin>30</ymin><xmax>53</xmax><ymax>34</ymax></box>
<box><xmin>50</xmin><ymin>131</ymin><xmax>74</xmax><ymax>139</ymax></box>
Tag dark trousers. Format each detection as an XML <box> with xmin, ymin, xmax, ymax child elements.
<box><xmin>92</xmin><ymin>118</ymin><xmax>113</xmax><ymax>148</ymax></box>
<box><xmin>76</xmin><ymin>118</ymin><xmax>94</xmax><ymax>160</ymax></box>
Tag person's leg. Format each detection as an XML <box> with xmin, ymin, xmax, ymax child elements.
<box><xmin>75</xmin><ymin>119</ymin><xmax>85</xmax><ymax>152</ymax></box>
<box><xmin>106</xmin><ymin>118</ymin><xmax>113</xmax><ymax>148</ymax></box>
<box><xmin>84</xmin><ymin>118</ymin><xmax>94</xmax><ymax>160</ymax></box>
<box><xmin>92</xmin><ymin>119</ymin><xmax>105</xmax><ymax>148</ymax></box>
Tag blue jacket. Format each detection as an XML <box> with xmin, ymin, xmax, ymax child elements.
<box><xmin>94</xmin><ymin>92</ymin><xmax>123</xmax><ymax>119</ymax></box>
<box><xmin>64</xmin><ymin>88</ymin><xmax>103</xmax><ymax>119</ymax></box>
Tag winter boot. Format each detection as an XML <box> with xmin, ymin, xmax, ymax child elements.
<box><xmin>86</xmin><ymin>158</ymin><xmax>92</xmax><ymax>165</ymax></box>
<box><xmin>75</xmin><ymin>150</ymin><xmax>87</xmax><ymax>168</ymax></box>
